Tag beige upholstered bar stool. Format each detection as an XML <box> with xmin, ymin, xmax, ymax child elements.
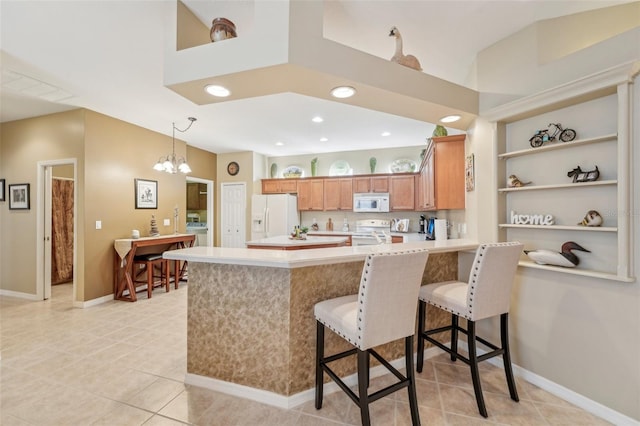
<box><xmin>416</xmin><ymin>241</ymin><xmax>523</xmax><ymax>418</ymax></box>
<box><xmin>133</xmin><ymin>253</ymin><xmax>169</xmax><ymax>298</ymax></box>
<box><xmin>315</xmin><ymin>248</ymin><xmax>429</xmax><ymax>426</ymax></box>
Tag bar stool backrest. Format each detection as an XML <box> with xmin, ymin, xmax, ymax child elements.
<box><xmin>466</xmin><ymin>242</ymin><xmax>524</xmax><ymax>321</ymax></box>
<box><xmin>358</xmin><ymin>249</ymin><xmax>429</xmax><ymax>350</ymax></box>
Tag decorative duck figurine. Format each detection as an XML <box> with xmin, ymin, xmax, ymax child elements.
<box><xmin>389</xmin><ymin>27</ymin><xmax>422</xmax><ymax>71</ymax></box>
<box><xmin>508</xmin><ymin>174</ymin><xmax>532</xmax><ymax>188</ymax></box>
<box><xmin>578</xmin><ymin>210</ymin><xmax>603</xmax><ymax>227</ymax></box>
<box><xmin>524</xmin><ymin>241</ymin><xmax>590</xmax><ymax>268</ymax></box>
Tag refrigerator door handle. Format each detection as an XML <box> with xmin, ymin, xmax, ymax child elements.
<box><xmin>264</xmin><ymin>207</ymin><xmax>269</xmax><ymax>237</ymax></box>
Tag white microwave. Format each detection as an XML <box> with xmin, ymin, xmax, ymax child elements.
<box><xmin>353</xmin><ymin>193</ymin><xmax>390</xmax><ymax>213</ymax></box>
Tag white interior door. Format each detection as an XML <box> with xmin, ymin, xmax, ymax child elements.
<box><xmin>221</xmin><ymin>183</ymin><xmax>246</xmax><ymax>248</ymax></box>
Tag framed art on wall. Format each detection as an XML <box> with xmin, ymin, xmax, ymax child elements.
<box><xmin>135</xmin><ymin>178</ymin><xmax>157</xmax><ymax>209</ymax></box>
<box><xmin>0</xmin><ymin>179</ymin><xmax>5</xmax><ymax>202</ymax></box>
<box><xmin>9</xmin><ymin>183</ymin><xmax>30</xmax><ymax>210</ymax></box>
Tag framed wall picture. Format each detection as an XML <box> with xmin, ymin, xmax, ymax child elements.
<box><xmin>9</xmin><ymin>183</ymin><xmax>30</xmax><ymax>210</ymax></box>
<box><xmin>135</xmin><ymin>178</ymin><xmax>157</xmax><ymax>209</ymax></box>
<box><xmin>0</xmin><ymin>179</ymin><xmax>5</xmax><ymax>202</ymax></box>
<box><xmin>465</xmin><ymin>154</ymin><xmax>475</xmax><ymax>192</ymax></box>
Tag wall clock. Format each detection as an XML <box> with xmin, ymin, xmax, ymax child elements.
<box><xmin>227</xmin><ymin>161</ymin><xmax>240</xmax><ymax>176</ymax></box>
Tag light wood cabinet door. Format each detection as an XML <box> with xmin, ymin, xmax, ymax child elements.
<box><xmin>389</xmin><ymin>175</ymin><xmax>415</xmax><ymax>210</ymax></box>
<box><xmin>417</xmin><ymin>135</ymin><xmax>465</xmax><ymax>211</ymax></box>
<box><xmin>353</xmin><ymin>176</ymin><xmax>389</xmax><ymax>193</ymax></box>
<box><xmin>262</xmin><ymin>179</ymin><xmax>298</xmax><ymax>194</ymax></box>
<box><xmin>297</xmin><ymin>179</ymin><xmax>324</xmax><ymax>211</ymax></box>
<box><xmin>324</xmin><ymin>178</ymin><xmax>353</xmax><ymax>210</ymax></box>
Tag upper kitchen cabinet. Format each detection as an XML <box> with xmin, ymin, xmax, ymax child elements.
<box><xmin>262</xmin><ymin>178</ymin><xmax>298</xmax><ymax>194</ymax></box>
<box><xmin>417</xmin><ymin>134</ymin><xmax>465</xmax><ymax>211</ymax></box>
<box><xmin>353</xmin><ymin>176</ymin><xmax>390</xmax><ymax>193</ymax></box>
<box><xmin>297</xmin><ymin>179</ymin><xmax>324</xmax><ymax>211</ymax></box>
<box><xmin>324</xmin><ymin>178</ymin><xmax>353</xmax><ymax>211</ymax></box>
<box><xmin>389</xmin><ymin>174</ymin><xmax>416</xmax><ymax>211</ymax></box>
<box><xmin>187</xmin><ymin>183</ymin><xmax>207</xmax><ymax>210</ymax></box>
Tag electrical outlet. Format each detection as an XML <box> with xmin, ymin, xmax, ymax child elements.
<box><xmin>96</xmin><ymin>220</ymin><xmax>102</xmax><ymax>230</ymax></box>
<box><xmin>163</xmin><ymin>219</ymin><xmax>170</xmax><ymax>226</ymax></box>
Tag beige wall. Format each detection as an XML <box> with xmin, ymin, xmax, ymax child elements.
<box><xmin>176</xmin><ymin>0</ymin><xmax>210</xmax><ymax>51</ymax></box>
<box><xmin>473</xmin><ymin>6</ymin><xmax>640</xmax><ymax>421</ymax></box>
<box><xmin>0</xmin><ymin>109</ymin><xmax>216</xmax><ymax>302</ymax></box>
<box><xmin>0</xmin><ymin>110</ymin><xmax>86</xmax><ymax>297</ymax></box>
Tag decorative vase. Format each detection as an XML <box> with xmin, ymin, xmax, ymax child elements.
<box><xmin>270</xmin><ymin>163</ymin><xmax>278</xmax><ymax>178</ymax></box>
<box><xmin>210</xmin><ymin>17</ymin><xmax>237</xmax><ymax>43</ymax></box>
<box><xmin>369</xmin><ymin>157</ymin><xmax>377</xmax><ymax>173</ymax></box>
<box><xmin>311</xmin><ymin>158</ymin><xmax>318</xmax><ymax>177</ymax></box>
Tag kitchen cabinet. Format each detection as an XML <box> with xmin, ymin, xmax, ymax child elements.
<box><xmin>485</xmin><ymin>62</ymin><xmax>636</xmax><ymax>282</ymax></box>
<box><xmin>297</xmin><ymin>179</ymin><xmax>324</xmax><ymax>211</ymax></box>
<box><xmin>187</xmin><ymin>183</ymin><xmax>207</xmax><ymax>210</ymax></box>
<box><xmin>261</xmin><ymin>179</ymin><xmax>298</xmax><ymax>194</ymax></box>
<box><xmin>323</xmin><ymin>178</ymin><xmax>353</xmax><ymax>211</ymax></box>
<box><xmin>353</xmin><ymin>176</ymin><xmax>389</xmax><ymax>193</ymax></box>
<box><xmin>417</xmin><ymin>134</ymin><xmax>465</xmax><ymax>211</ymax></box>
<box><xmin>389</xmin><ymin>174</ymin><xmax>415</xmax><ymax>211</ymax></box>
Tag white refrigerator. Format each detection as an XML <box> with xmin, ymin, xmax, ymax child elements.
<box><xmin>251</xmin><ymin>194</ymin><xmax>299</xmax><ymax>240</ymax></box>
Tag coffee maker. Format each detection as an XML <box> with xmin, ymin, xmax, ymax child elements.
<box><xmin>418</xmin><ymin>215</ymin><xmax>426</xmax><ymax>234</ymax></box>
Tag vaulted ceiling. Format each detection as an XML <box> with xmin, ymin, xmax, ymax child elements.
<box><xmin>0</xmin><ymin>1</ymin><xmax>632</xmax><ymax>156</ymax></box>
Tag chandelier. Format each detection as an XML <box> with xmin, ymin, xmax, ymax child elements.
<box><xmin>153</xmin><ymin>117</ymin><xmax>197</xmax><ymax>174</ymax></box>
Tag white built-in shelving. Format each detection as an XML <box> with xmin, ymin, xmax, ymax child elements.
<box><xmin>485</xmin><ymin>61</ymin><xmax>639</xmax><ymax>283</ymax></box>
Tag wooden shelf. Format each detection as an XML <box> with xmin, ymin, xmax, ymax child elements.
<box><xmin>517</xmin><ymin>260</ymin><xmax>635</xmax><ymax>283</ymax></box>
<box><xmin>500</xmin><ymin>224</ymin><xmax>617</xmax><ymax>232</ymax></box>
<box><xmin>498</xmin><ymin>180</ymin><xmax>617</xmax><ymax>192</ymax></box>
<box><xmin>498</xmin><ymin>134</ymin><xmax>617</xmax><ymax>159</ymax></box>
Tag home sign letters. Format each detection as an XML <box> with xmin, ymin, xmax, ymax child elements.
<box><xmin>510</xmin><ymin>210</ymin><xmax>555</xmax><ymax>226</ymax></box>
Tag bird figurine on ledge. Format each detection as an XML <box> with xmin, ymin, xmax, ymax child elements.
<box><xmin>524</xmin><ymin>241</ymin><xmax>590</xmax><ymax>267</ymax></box>
<box><xmin>578</xmin><ymin>210</ymin><xmax>603</xmax><ymax>227</ymax></box>
<box><xmin>508</xmin><ymin>174</ymin><xmax>532</xmax><ymax>188</ymax></box>
<box><xmin>389</xmin><ymin>26</ymin><xmax>422</xmax><ymax>71</ymax></box>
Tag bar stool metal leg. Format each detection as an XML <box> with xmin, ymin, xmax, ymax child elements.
<box><xmin>315</xmin><ymin>321</ymin><xmax>324</xmax><ymax>410</ymax></box>
<box><xmin>416</xmin><ymin>300</ymin><xmax>426</xmax><ymax>373</ymax></box>
<box><xmin>357</xmin><ymin>350</ymin><xmax>371</xmax><ymax>426</ymax></box>
<box><xmin>405</xmin><ymin>335</ymin><xmax>420</xmax><ymax>426</ymax></box>
<box><xmin>467</xmin><ymin>320</ymin><xmax>488</xmax><ymax>418</ymax></box>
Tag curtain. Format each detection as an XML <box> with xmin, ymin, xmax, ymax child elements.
<box><xmin>52</xmin><ymin>179</ymin><xmax>74</xmax><ymax>285</ymax></box>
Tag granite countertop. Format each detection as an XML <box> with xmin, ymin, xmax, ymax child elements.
<box><xmin>164</xmin><ymin>239</ymin><xmax>479</xmax><ymax>269</ymax></box>
<box><xmin>246</xmin><ymin>235</ymin><xmax>349</xmax><ymax>247</ymax></box>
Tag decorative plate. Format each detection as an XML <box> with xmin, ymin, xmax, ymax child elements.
<box><xmin>389</xmin><ymin>159</ymin><xmax>417</xmax><ymax>173</ymax></box>
<box><xmin>282</xmin><ymin>165</ymin><xmax>304</xmax><ymax>178</ymax></box>
<box><xmin>329</xmin><ymin>160</ymin><xmax>352</xmax><ymax>176</ymax></box>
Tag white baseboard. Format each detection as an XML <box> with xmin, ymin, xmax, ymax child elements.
<box><xmin>73</xmin><ymin>293</ymin><xmax>113</xmax><ymax>308</ymax></box>
<box><xmin>0</xmin><ymin>289</ymin><xmax>40</xmax><ymax>300</ymax></box>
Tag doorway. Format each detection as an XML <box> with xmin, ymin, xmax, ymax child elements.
<box><xmin>36</xmin><ymin>159</ymin><xmax>77</xmax><ymax>303</ymax></box>
<box><xmin>185</xmin><ymin>177</ymin><xmax>214</xmax><ymax>246</ymax></box>
<box><xmin>221</xmin><ymin>182</ymin><xmax>246</xmax><ymax>248</ymax></box>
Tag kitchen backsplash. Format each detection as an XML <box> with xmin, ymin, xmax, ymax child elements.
<box><xmin>300</xmin><ymin>210</ymin><xmax>467</xmax><ymax>237</ymax></box>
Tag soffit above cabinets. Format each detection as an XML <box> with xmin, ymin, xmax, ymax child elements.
<box><xmin>164</xmin><ymin>0</ymin><xmax>478</xmax><ymax>131</ymax></box>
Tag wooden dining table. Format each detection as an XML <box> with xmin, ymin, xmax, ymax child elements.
<box><xmin>113</xmin><ymin>233</ymin><xmax>195</xmax><ymax>302</ymax></box>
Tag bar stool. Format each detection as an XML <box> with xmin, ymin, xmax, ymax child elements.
<box><xmin>315</xmin><ymin>248</ymin><xmax>429</xmax><ymax>426</ymax></box>
<box><xmin>133</xmin><ymin>253</ymin><xmax>169</xmax><ymax>298</ymax></box>
<box><xmin>416</xmin><ymin>241</ymin><xmax>524</xmax><ymax>418</ymax></box>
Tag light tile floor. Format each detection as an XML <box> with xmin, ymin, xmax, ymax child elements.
<box><xmin>1</xmin><ymin>283</ymin><xmax>611</xmax><ymax>425</ymax></box>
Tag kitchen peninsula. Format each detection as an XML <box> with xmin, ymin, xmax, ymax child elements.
<box><xmin>165</xmin><ymin>239</ymin><xmax>477</xmax><ymax>406</ymax></box>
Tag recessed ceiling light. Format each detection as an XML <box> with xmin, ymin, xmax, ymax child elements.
<box><xmin>440</xmin><ymin>115</ymin><xmax>461</xmax><ymax>123</ymax></box>
<box><xmin>320</xmin><ymin>137</ymin><xmax>328</xmax><ymax>142</ymax></box>
<box><xmin>275</xmin><ymin>141</ymin><xmax>284</xmax><ymax>146</ymax></box>
<box><xmin>312</xmin><ymin>116</ymin><xmax>324</xmax><ymax>123</ymax></box>
<box><xmin>204</xmin><ymin>84</ymin><xmax>231</xmax><ymax>97</ymax></box>
<box><xmin>381</xmin><ymin>131</ymin><xmax>391</xmax><ymax>137</ymax></box>
<box><xmin>330</xmin><ymin>86</ymin><xmax>356</xmax><ymax>98</ymax></box>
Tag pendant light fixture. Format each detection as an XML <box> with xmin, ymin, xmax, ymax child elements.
<box><xmin>153</xmin><ymin>117</ymin><xmax>197</xmax><ymax>174</ymax></box>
